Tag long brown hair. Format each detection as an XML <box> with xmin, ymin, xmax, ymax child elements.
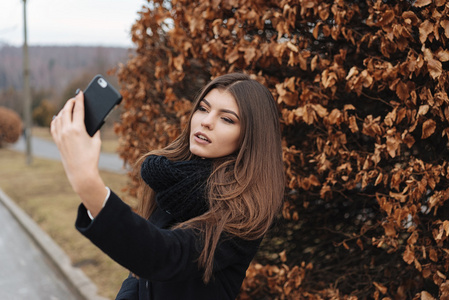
<box><xmin>136</xmin><ymin>73</ymin><xmax>285</xmax><ymax>282</ymax></box>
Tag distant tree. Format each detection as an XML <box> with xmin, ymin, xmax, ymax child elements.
<box><xmin>116</xmin><ymin>0</ymin><xmax>449</xmax><ymax>299</ymax></box>
<box><xmin>0</xmin><ymin>87</ymin><xmax>23</xmax><ymax>117</ymax></box>
<box><xmin>32</xmin><ymin>99</ymin><xmax>56</xmax><ymax>127</ymax></box>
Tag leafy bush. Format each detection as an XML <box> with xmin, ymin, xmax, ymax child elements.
<box><xmin>32</xmin><ymin>99</ymin><xmax>56</xmax><ymax>127</ymax></box>
<box><xmin>115</xmin><ymin>0</ymin><xmax>449</xmax><ymax>298</ymax></box>
<box><xmin>0</xmin><ymin>106</ymin><xmax>22</xmax><ymax>146</ymax></box>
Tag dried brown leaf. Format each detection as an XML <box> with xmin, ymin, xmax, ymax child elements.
<box><xmin>414</xmin><ymin>0</ymin><xmax>432</xmax><ymax>7</ymax></box>
<box><xmin>348</xmin><ymin>115</ymin><xmax>359</xmax><ymax>133</ymax></box>
<box><xmin>428</xmin><ymin>250</ymin><xmax>439</xmax><ymax>264</ymax></box>
<box><xmin>373</xmin><ymin>281</ymin><xmax>388</xmax><ymax>294</ymax></box>
<box><xmin>423</xmin><ymin>48</ymin><xmax>443</xmax><ymax>79</ymax></box>
<box><xmin>436</xmin><ymin>48</ymin><xmax>449</xmax><ymax>62</ymax></box>
<box><xmin>441</xmin><ymin>20</ymin><xmax>449</xmax><ymax>39</ymax></box>
<box><xmin>421</xmin><ymin>291</ymin><xmax>436</xmax><ymax>300</ymax></box>
<box><xmin>403</xmin><ymin>245</ymin><xmax>415</xmax><ymax>264</ymax></box>
<box><xmin>402</xmin><ymin>11</ymin><xmax>419</xmax><ymax>26</ymax></box>
<box><xmin>421</xmin><ymin>119</ymin><xmax>436</xmax><ymax>139</ymax></box>
<box><xmin>419</xmin><ymin>20</ymin><xmax>434</xmax><ymax>43</ymax></box>
<box><xmin>396</xmin><ymin>81</ymin><xmax>409</xmax><ymax>101</ymax></box>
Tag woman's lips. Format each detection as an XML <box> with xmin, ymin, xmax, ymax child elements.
<box><xmin>194</xmin><ymin>131</ymin><xmax>211</xmax><ymax>144</ymax></box>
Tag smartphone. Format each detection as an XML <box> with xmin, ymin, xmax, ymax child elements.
<box><xmin>83</xmin><ymin>74</ymin><xmax>122</xmax><ymax>137</ymax></box>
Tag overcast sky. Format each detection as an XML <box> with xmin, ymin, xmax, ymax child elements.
<box><xmin>0</xmin><ymin>0</ymin><xmax>146</xmax><ymax>47</ymax></box>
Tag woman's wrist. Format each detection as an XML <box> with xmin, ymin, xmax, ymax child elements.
<box><xmin>70</xmin><ymin>167</ymin><xmax>102</xmax><ymax>193</ymax></box>
<box><xmin>87</xmin><ymin>187</ymin><xmax>110</xmax><ymax>220</ymax></box>
<box><xmin>72</xmin><ymin>170</ymin><xmax>108</xmax><ymax>217</ymax></box>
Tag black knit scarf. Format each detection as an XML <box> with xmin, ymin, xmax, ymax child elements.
<box><xmin>140</xmin><ymin>155</ymin><xmax>212</xmax><ymax>222</ymax></box>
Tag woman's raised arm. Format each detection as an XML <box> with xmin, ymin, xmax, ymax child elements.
<box><xmin>50</xmin><ymin>91</ymin><xmax>108</xmax><ymax>217</ymax></box>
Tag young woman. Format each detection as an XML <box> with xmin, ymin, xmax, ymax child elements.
<box><xmin>51</xmin><ymin>73</ymin><xmax>285</xmax><ymax>299</ymax></box>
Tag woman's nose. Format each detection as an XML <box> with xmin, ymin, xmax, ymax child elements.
<box><xmin>201</xmin><ymin>114</ymin><xmax>214</xmax><ymax>130</ymax></box>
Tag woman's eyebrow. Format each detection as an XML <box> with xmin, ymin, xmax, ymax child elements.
<box><xmin>202</xmin><ymin>98</ymin><xmax>240</xmax><ymax>120</ymax></box>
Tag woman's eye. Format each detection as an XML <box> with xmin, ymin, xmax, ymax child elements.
<box><xmin>222</xmin><ymin>117</ymin><xmax>235</xmax><ymax>124</ymax></box>
<box><xmin>197</xmin><ymin>106</ymin><xmax>207</xmax><ymax>112</ymax></box>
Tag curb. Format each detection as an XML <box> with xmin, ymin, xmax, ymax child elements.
<box><xmin>0</xmin><ymin>188</ymin><xmax>108</xmax><ymax>300</ymax></box>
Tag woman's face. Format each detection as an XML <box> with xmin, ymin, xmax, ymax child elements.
<box><xmin>190</xmin><ymin>88</ymin><xmax>241</xmax><ymax>159</ymax></box>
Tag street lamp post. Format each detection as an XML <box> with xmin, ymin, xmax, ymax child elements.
<box><xmin>23</xmin><ymin>0</ymin><xmax>32</xmax><ymax>165</ymax></box>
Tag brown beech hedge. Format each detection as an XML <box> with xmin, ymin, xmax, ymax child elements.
<box><xmin>115</xmin><ymin>0</ymin><xmax>449</xmax><ymax>298</ymax></box>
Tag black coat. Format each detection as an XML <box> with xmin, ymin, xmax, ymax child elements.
<box><xmin>75</xmin><ymin>191</ymin><xmax>261</xmax><ymax>300</ymax></box>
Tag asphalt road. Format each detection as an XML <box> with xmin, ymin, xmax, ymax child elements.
<box><xmin>0</xmin><ymin>188</ymin><xmax>106</xmax><ymax>300</ymax></box>
<box><xmin>9</xmin><ymin>135</ymin><xmax>128</xmax><ymax>174</ymax></box>
<box><xmin>0</xmin><ymin>189</ymin><xmax>83</xmax><ymax>300</ymax></box>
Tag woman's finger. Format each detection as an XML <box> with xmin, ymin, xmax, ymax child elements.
<box><xmin>50</xmin><ymin>114</ymin><xmax>58</xmax><ymax>137</ymax></box>
<box><xmin>72</xmin><ymin>90</ymin><xmax>85</xmax><ymax>126</ymax></box>
<box><xmin>51</xmin><ymin>97</ymin><xmax>75</xmax><ymax>143</ymax></box>
<box><xmin>61</xmin><ymin>98</ymin><xmax>76</xmax><ymax>124</ymax></box>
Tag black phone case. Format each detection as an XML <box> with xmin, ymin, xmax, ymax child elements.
<box><xmin>84</xmin><ymin>75</ymin><xmax>122</xmax><ymax>137</ymax></box>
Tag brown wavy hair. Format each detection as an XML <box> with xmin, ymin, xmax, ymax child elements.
<box><xmin>136</xmin><ymin>73</ymin><xmax>285</xmax><ymax>283</ymax></box>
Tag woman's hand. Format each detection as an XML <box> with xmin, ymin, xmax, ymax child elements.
<box><xmin>51</xmin><ymin>91</ymin><xmax>108</xmax><ymax>217</ymax></box>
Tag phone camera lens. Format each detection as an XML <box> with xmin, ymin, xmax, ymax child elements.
<box><xmin>97</xmin><ymin>78</ymin><xmax>108</xmax><ymax>88</ymax></box>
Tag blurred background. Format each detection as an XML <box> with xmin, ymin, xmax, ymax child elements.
<box><xmin>0</xmin><ymin>0</ymin><xmax>143</xmax><ymax>130</ymax></box>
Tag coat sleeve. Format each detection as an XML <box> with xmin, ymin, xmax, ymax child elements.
<box><xmin>75</xmin><ymin>190</ymin><xmax>260</xmax><ymax>282</ymax></box>
<box><xmin>115</xmin><ymin>273</ymin><xmax>139</xmax><ymax>300</ymax></box>
<box><xmin>76</xmin><ymin>190</ymin><xmax>202</xmax><ymax>281</ymax></box>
